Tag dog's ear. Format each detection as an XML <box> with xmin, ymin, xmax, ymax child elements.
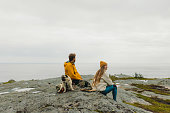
<box><xmin>61</xmin><ymin>75</ymin><xmax>65</xmax><ymax>77</ymax></box>
<box><xmin>61</xmin><ymin>75</ymin><xmax>66</xmax><ymax>81</ymax></box>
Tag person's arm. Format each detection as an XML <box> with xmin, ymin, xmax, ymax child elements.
<box><xmin>102</xmin><ymin>73</ymin><xmax>114</xmax><ymax>86</ymax></box>
<box><xmin>73</xmin><ymin>66</ymin><xmax>83</xmax><ymax>80</ymax></box>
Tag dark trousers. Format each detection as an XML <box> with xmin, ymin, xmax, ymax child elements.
<box><xmin>72</xmin><ymin>79</ymin><xmax>81</xmax><ymax>85</ymax></box>
<box><xmin>72</xmin><ymin>79</ymin><xmax>89</xmax><ymax>87</ymax></box>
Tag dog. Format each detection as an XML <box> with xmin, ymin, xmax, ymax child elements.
<box><xmin>57</xmin><ymin>75</ymin><xmax>74</xmax><ymax>93</ymax></box>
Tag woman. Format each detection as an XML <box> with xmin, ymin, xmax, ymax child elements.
<box><xmin>92</xmin><ymin>61</ymin><xmax>117</xmax><ymax>101</ymax></box>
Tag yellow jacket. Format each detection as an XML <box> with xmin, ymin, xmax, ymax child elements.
<box><xmin>64</xmin><ymin>61</ymin><xmax>82</xmax><ymax>80</ymax></box>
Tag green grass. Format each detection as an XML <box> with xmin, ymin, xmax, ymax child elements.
<box><xmin>124</xmin><ymin>94</ymin><xmax>170</xmax><ymax>113</ymax></box>
<box><xmin>109</xmin><ymin>76</ymin><xmax>155</xmax><ymax>81</ymax></box>
<box><xmin>125</xmin><ymin>88</ymin><xmax>144</xmax><ymax>93</ymax></box>
<box><xmin>2</xmin><ymin>79</ymin><xmax>16</xmax><ymax>84</ymax></box>
<box><xmin>131</xmin><ymin>84</ymin><xmax>170</xmax><ymax>96</ymax></box>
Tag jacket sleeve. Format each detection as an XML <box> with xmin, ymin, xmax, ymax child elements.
<box><xmin>73</xmin><ymin>66</ymin><xmax>82</xmax><ymax>80</ymax></box>
<box><xmin>102</xmin><ymin>73</ymin><xmax>113</xmax><ymax>86</ymax></box>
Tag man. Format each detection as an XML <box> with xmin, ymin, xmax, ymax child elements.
<box><xmin>64</xmin><ymin>53</ymin><xmax>90</xmax><ymax>87</ymax></box>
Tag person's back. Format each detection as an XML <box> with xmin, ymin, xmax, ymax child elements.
<box><xmin>92</xmin><ymin>61</ymin><xmax>117</xmax><ymax>101</ymax></box>
<box><xmin>64</xmin><ymin>53</ymin><xmax>91</xmax><ymax>88</ymax></box>
<box><xmin>64</xmin><ymin>53</ymin><xmax>86</xmax><ymax>87</ymax></box>
<box><xmin>64</xmin><ymin>60</ymin><xmax>82</xmax><ymax>80</ymax></box>
<box><xmin>93</xmin><ymin>72</ymin><xmax>113</xmax><ymax>91</ymax></box>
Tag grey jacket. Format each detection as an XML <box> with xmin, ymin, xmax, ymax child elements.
<box><xmin>93</xmin><ymin>72</ymin><xmax>113</xmax><ymax>91</ymax></box>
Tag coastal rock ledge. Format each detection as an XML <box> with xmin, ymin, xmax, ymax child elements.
<box><xmin>0</xmin><ymin>76</ymin><xmax>154</xmax><ymax>113</ymax></box>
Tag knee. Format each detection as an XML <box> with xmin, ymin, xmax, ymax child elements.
<box><xmin>113</xmin><ymin>84</ymin><xmax>117</xmax><ymax>87</ymax></box>
<box><xmin>113</xmin><ymin>85</ymin><xmax>117</xmax><ymax>89</ymax></box>
<box><xmin>112</xmin><ymin>85</ymin><xmax>117</xmax><ymax>90</ymax></box>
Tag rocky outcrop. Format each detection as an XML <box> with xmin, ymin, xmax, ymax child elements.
<box><xmin>1</xmin><ymin>75</ymin><xmax>167</xmax><ymax>113</ymax></box>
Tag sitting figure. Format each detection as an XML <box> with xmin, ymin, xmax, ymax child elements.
<box><xmin>64</xmin><ymin>53</ymin><xmax>91</xmax><ymax>88</ymax></box>
<box><xmin>92</xmin><ymin>61</ymin><xmax>117</xmax><ymax>101</ymax></box>
<box><xmin>57</xmin><ymin>75</ymin><xmax>74</xmax><ymax>93</ymax></box>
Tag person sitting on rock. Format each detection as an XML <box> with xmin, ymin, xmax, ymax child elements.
<box><xmin>64</xmin><ymin>53</ymin><xmax>90</xmax><ymax>88</ymax></box>
<box><xmin>92</xmin><ymin>61</ymin><xmax>117</xmax><ymax>101</ymax></box>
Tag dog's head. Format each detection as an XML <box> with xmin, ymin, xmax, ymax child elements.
<box><xmin>61</xmin><ymin>75</ymin><xmax>70</xmax><ymax>81</ymax></box>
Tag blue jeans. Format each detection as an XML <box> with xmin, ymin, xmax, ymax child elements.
<box><xmin>101</xmin><ymin>85</ymin><xmax>117</xmax><ymax>101</ymax></box>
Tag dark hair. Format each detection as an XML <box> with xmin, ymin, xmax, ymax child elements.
<box><xmin>69</xmin><ymin>53</ymin><xmax>76</xmax><ymax>62</ymax></box>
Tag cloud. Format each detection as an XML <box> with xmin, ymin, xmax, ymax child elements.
<box><xmin>0</xmin><ymin>0</ymin><xmax>169</xmax><ymax>66</ymax></box>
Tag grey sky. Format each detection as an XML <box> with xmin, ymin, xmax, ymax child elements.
<box><xmin>0</xmin><ymin>0</ymin><xmax>170</xmax><ymax>66</ymax></box>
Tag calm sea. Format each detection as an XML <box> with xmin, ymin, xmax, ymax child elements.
<box><xmin>0</xmin><ymin>63</ymin><xmax>170</xmax><ymax>82</ymax></box>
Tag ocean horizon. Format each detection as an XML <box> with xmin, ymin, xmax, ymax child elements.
<box><xmin>0</xmin><ymin>63</ymin><xmax>170</xmax><ymax>82</ymax></box>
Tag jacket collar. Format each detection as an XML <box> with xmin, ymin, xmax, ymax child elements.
<box><xmin>67</xmin><ymin>61</ymin><xmax>75</xmax><ymax>65</ymax></box>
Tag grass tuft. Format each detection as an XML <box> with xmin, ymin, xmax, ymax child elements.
<box><xmin>124</xmin><ymin>94</ymin><xmax>170</xmax><ymax>113</ymax></box>
<box><xmin>3</xmin><ymin>79</ymin><xmax>16</xmax><ymax>84</ymax></box>
<box><xmin>109</xmin><ymin>76</ymin><xmax>155</xmax><ymax>81</ymax></box>
<box><xmin>131</xmin><ymin>84</ymin><xmax>170</xmax><ymax>96</ymax></box>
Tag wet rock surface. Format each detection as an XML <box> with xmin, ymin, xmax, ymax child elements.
<box><xmin>0</xmin><ymin>75</ymin><xmax>169</xmax><ymax>113</ymax></box>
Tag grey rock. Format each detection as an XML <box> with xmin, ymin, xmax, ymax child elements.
<box><xmin>0</xmin><ymin>75</ymin><xmax>161</xmax><ymax>113</ymax></box>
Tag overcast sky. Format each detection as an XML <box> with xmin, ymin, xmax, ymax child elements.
<box><xmin>0</xmin><ymin>0</ymin><xmax>170</xmax><ymax>66</ymax></box>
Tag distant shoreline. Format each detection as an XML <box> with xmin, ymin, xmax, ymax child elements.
<box><xmin>0</xmin><ymin>63</ymin><xmax>170</xmax><ymax>82</ymax></box>
<box><xmin>1</xmin><ymin>75</ymin><xmax>170</xmax><ymax>83</ymax></box>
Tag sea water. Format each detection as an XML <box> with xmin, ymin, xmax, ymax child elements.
<box><xmin>0</xmin><ymin>63</ymin><xmax>169</xmax><ymax>82</ymax></box>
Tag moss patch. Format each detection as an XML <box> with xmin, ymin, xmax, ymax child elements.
<box><xmin>124</xmin><ymin>94</ymin><xmax>170</xmax><ymax>113</ymax></box>
<box><xmin>109</xmin><ymin>76</ymin><xmax>155</xmax><ymax>81</ymax></box>
<box><xmin>3</xmin><ymin>79</ymin><xmax>16</xmax><ymax>84</ymax></box>
<box><xmin>125</xmin><ymin>88</ymin><xmax>144</xmax><ymax>93</ymax></box>
<box><xmin>131</xmin><ymin>84</ymin><xmax>170</xmax><ymax>95</ymax></box>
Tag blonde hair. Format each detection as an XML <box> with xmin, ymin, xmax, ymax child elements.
<box><xmin>92</xmin><ymin>66</ymin><xmax>106</xmax><ymax>87</ymax></box>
